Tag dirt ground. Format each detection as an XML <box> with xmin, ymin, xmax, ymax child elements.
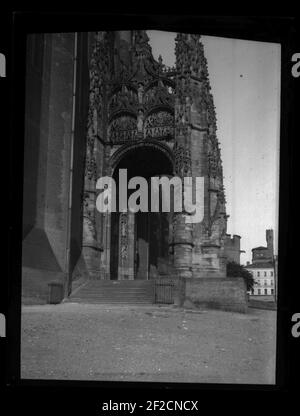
<box><xmin>21</xmin><ymin>303</ymin><xmax>277</xmax><ymax>384</ymax></box>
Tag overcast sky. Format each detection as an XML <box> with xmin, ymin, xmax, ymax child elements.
<box><xmin>147</xmin><ymin>30</ymin><xmax>281</xmax><ymax>264</ymax></box>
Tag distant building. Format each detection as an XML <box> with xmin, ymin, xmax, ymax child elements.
<box><xmin>245</xmin><ymin>230</ymin><xmax>276</xmax><ymax>298</ymax></box>
<box><xmin>224</xmin><ymin>234</ymin><xmax>245</xmax><ymax>265</ymax></box>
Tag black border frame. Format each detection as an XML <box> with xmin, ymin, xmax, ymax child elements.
<box><xmin>2</xmin><ymin>11</ymin><xmax>299</xmax><ymax>409</ymax></box>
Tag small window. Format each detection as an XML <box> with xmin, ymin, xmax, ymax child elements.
<box><xmin>264</xmin><ymin>289</ymin><xmax>268</xmax><ymax>295</ymax></box>
<box><xmin>258</xmin><ymin>289</ymin><xmax>261</xmax><ymax>295</ymax></box>
<box><xmin>271</xmin><ymin>289</ymin><xmax>274</xmax><ymax>294</ymax></box>
<box><xmin>264</xmin><ymin>271</ymin><xmax>267</xmax><ymax>277</ymax></box>
<box><xmin>270</xmin><ymin>271</ymin><xmax>273</xmax><ymax>277</ymax></box>
<box><xmin>257</xmin><ymin>272</ymin><xmax>260</xmax><ymax>277</ymax></box>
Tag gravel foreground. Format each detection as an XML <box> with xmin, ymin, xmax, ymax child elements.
<box><xmin>21</xmin><ymin>303</ymin><xmax>276</xmax><ymax>384</ymax></box>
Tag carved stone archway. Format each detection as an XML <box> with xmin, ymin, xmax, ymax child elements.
<box><xmin>108</xmin><ymin>143</ymin><xmax>174</xmax><ymax>281</ymax></box>
<box><xmin>110</xmin><ymin>140</ymin><xmax>175</xmax><ymax>174</ymax></box>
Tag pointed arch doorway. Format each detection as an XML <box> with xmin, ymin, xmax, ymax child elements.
<box><xmin>110</xmin><ymin>145</ymin><xmax>174</xmax><ymax>281</ymax></box>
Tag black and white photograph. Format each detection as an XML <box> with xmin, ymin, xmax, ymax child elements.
<box><xmin>2</xmin><ymin>14</ymin><xmax>300</xmax><ymax>404</ymax></box>
<box><xmin>19</xmin><ymin>27</ymin><xmax>280</xmax><ymax>384</ymax></box>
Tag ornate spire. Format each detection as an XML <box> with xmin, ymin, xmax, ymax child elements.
<box><xmin>132</xmin><ymin>30</ymin><xmax>153</xmax><ymax>63</ymax></box>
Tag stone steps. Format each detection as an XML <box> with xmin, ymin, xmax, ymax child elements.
<box><xmin>67</xmin><ymin>280</ymin><xmax>155</xmax><ymax>304</ymax></box>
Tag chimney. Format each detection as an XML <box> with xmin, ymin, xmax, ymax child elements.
<box><xmin>266</xmin><ymin>229</ymin><xmax>274</xmax><ymax>257</ymax></box>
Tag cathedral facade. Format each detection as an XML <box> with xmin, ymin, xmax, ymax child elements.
<box><xmin>22</xmin><ymin>30</ymin><xmax>247</xmax><ymax>311</ymax></box>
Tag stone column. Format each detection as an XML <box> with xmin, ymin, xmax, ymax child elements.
<box><xmin>174</xmin><ymin>33</ymin><xmax>228</xmax><ymax>279</ymax></box>
<box><xmin>82</xmin><ymin>187</ymin><xmax>102</xmax><ymax>279</ymax></box>
<box><xmin>118</xmin><ymin>211</ymin><xmax>135</xmax><ymax>280</ymax></box>
<box><xmin>172</xmin><ymin>125</ymin><xmax>194</xmax><ymax>279</ymax></box>
<box><xmin>173</xmin><ymin>215</ymin><xmax>193</xmax><ymax>279</ymax></box>
<box><xmin>171</xmin><ymin>151</ymin><xmax>194</xmax><ymax>279</ymax></box>
<box><xmin>80</xmin><ymin>33</ymin><xmax>105</xmax><ymax>279</ymax></box>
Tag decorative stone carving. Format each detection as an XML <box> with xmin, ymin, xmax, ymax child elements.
<box><xmin>82</xmin><ymin>191</ymin><xmax>97</xmax><ymax>244</ymax></box>
<box><xmin>191</xmin><ymin>80</ymin><xmax>209</xmax><ymax>114</ymax></box>
<box><xmin>108</xmin><ymin>115</ymin><xmax>137</xmax><ymax>143</ymax></box>
<box><xmin>143</xmin><ymin>80</ymin><xmax>175</xmax><ymax>113</ymax></box>
<box><xmin>132</xmin><ymin>30</ymin><xmax>152</xmax><ymax>60</ymax></box>
<box><xmin>110</xmin><ymin>140</ymin><xmax>174</xmax><ymax>171</ymax></box>
<box><xmin>183</xmin><ymin>148</ymin><xmax>192</xmax><ymax>176</ymax></box>
<box><xmin>82</xmin><ymin>32</ymin><xmax>111</xmax><ymax>260</ymax></box>
<box><xmin>138</xmin><ymin>83</ymin><xmax>144</xmax><ymax>104</ymax></box>
<box><xmin>137</xmin><ymin>109</ymin><xmax>144</xmax><ymax>134</ymax></box>
<box><xmin>207</xmin><ymin>92</ymin><xmax>217</xmax><ymax>132</ymax></box>
<box><xmin>207</xmin><ymin>137</ymin><xmax>223</xmax><ymax>180</ymax></box>
<box><xmin>81</xmin><ymin>30</ymin><xmax>229</xmax><ymax>281</ymax></box>
<box><xmin>144</xmin><ymin>110</ymin><xmax>174</xmax><ymax>140</ymax></box>
<box><xmin>173</xmin><ymin>142</ymin><xmax>191</xmax><ymax>178</ymax></box>
<box><xmin>175</xmin><ymin>102</ymin><xmax>190</xmax><ymax>137</ymax></box>
<box><xmin>175</xmin><ymin>33</ymin><xmax>191</xmax><ymax>78</ymax></box>
<box><xmin>85</xmin><ymin>152</ymin><xmax>97</xmax><ymax>181</ymax></box>
<box><xmin>85</xmin><ymin>32</ymin><xmax>111</xmax><ymax>184</ymax></box>
<box><xmin>119</xmin><ymin>212</ymin><xmax>128</xmax><ymax>260</ymax></box>
<box><xmin>108</xmin><ymin>86</ymin><xmax>138</xmax><ymax>120</ymax></box>
<box><xmin>111</xmin><ymin>31</ymin><xmax>175</xmax><ymax>88</ymax></box>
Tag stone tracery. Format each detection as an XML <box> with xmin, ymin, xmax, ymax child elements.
<box><xmin>83</xmin><ymin>30</ymin><xmax>228</xmax><ymax>280</ymax></box>
<box><xmin>144</xmin><ymin>111</ymin><xmax>174</xmax><ymax>140</ymax></box>
<box><xmin>108</xmin><ymin>115</ymin><xmax>137</xmax><ymax>143</ymax></box>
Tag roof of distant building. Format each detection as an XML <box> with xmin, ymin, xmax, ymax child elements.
<box><xmin>252</xmin><ymin>246</ymin><xmax>268</xmax><ymax>251</ymax></box>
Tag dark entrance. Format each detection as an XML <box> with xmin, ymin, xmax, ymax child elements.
<box><xmin>110</xmin><ymin>146</ymin><xmax>173</xmax><ymax>280</ymax></box>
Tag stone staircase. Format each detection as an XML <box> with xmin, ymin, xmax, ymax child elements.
<box><xmin>67</xmin><ymin>279</ymin><xmax>155</xmax><ymax>305</ymax></box>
